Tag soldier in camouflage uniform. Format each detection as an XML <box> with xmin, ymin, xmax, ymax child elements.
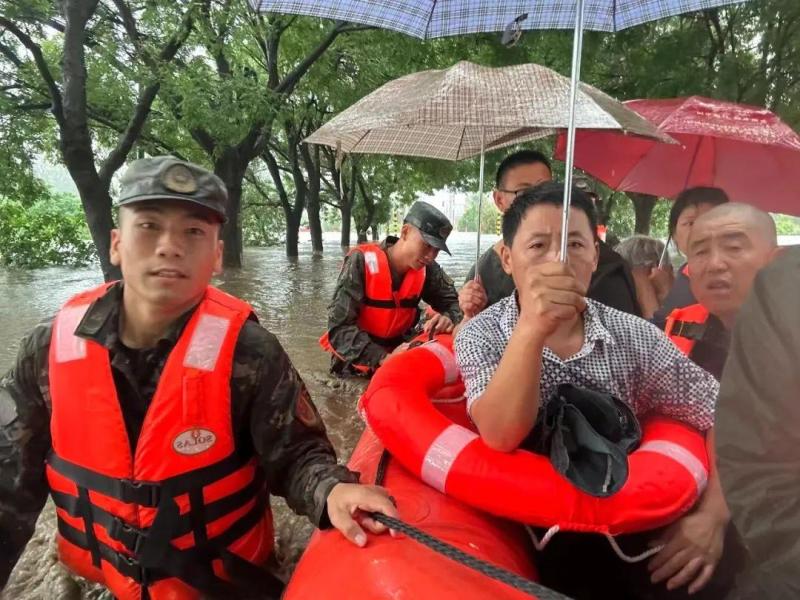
<box><xmin>0</xmin><ymin>156</ymin><xmax>397</xmax><ymax>598</ymax></box>
<box><xmin>322</xmin><ymin>201</ymin><xmax>463</xmax><ymax>377</ymax></box>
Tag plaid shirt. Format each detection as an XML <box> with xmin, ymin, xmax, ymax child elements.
<box><xmin>454</xmin><ymin>295</ymin><xmax>718</xmax><ymax>431</ymax></box>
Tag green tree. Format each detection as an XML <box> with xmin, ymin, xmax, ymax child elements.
<box><xmin>774</xmin><ymin>214</ymin><xmax>800</xmax><ymax>235</ymax></box>
<box><xmin>459</xmin><ymin>194</ymin><xmax>500</xmax><ymax>234</ymax></box>
<box><xmin>151</xmin><ymin>5</ymin><xmax>374</xmax><ymax>265</ymax></box>
<box><xmin>0</xmin><ymin>0</ymin><xmax>201</xmax><ymax>279</ymax></box>
<box><xmin>0</xmin><ymin>192</ymin><xmax>95</xmax><ymax>268</ymax></box>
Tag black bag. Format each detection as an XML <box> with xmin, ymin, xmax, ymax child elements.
<box><xmin>525</xmin><ymin>383</ymin><xmax>641</xmax><ymax>497</ymax></box>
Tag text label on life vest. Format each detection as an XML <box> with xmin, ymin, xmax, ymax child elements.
<box><xmin>173</xmin><ymin>428</ymin><xmax>217</xmax><ymax>455</ymax></box>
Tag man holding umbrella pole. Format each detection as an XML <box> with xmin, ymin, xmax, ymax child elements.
<box><xmin>455</xmin><ymin>182</ymin><xmax>746</xmax><ymax>599</ymax></box>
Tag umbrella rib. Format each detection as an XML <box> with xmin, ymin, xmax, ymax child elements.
<box><xmin>350</xmin><ymin>129</ymin><xmax>372</xmax><ymax>153</ymax></box>
<box><xmin>423</xmin><ymin>0</ymin><xmax>438</xmax><ymax>39</ymax></box>
<box><xmin>454</xmin><ymin>127</ymin><xmax>467</xmax><ymax>161</ymax></box>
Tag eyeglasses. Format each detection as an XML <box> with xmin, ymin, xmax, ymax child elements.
<box><xmin>495</xmin><ymin>187</ymin><xmax>532</xmax><ymax>196</ymax></box>
<box><xmin>497</xmin><ymin>186</ymin><xmax>600</xmax><ymax>203</ymax></box>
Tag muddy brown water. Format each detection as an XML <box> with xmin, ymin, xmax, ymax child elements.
<box><xmin>0</xmin><ymin>233</ymin><xmax>494</xmax><ymax>599</ymax></box>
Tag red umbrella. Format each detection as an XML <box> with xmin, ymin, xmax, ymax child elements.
<box><xmin>554</xmin><ymin>96</ymin><xmax>800</xmax><ymax>216</ymax></box>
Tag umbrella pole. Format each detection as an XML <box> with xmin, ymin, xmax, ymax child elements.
<box><xmin>560</xmin><ymin>0</ymin><xmax>586</xmax><ymax>263</ymax></box>
<box><xmin>658</xmin><ymin>235</ymin><xmax>671</xmax><ymax>268</ymax></box>
<box><xmin>475</xmin><ymin>127</ymin><xmax>486</xmax><ymax>274</ymax></box>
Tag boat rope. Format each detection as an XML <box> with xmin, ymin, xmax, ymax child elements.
<box><xmin>603</xmin><ymin>534</ymin><xmax>664</xmax><ymax>563</ymax></box>
<box><xmin>372</xmin><ymin>450</ymin><xmax>572</xmax><ymax>600</ymax></box>
<box><xmin>524</xmin><ymin>525</ymin><xmax>663</xmax><ymax>563</ymax></box>
<box><xmin>526</xmin><ymin>525</ymin><xmax>561</xmax><ymax>551</ymax></box>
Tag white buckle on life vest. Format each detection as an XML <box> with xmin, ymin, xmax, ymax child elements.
<box><xmin>420</xmin><ymin>424</ymin><xmax>478</xmax><ymax>493</ymax></box>
<box><xmin>364</xmin><ymin>251</ymin><xmax>380</xmax><ymax>275</ymax></box>
<box><xmin>184</xmin><ymin>314</ymin><xmax>230</xmax><ymax>372</ymax></box>
<box><xmin>638</xmin><ymin>440</ymin><xmax>708</xmax><ymax>496</ymax></box>
<box><xmin>54</xmin><ymin>304</ymin><xmax>91</xmax><ymax>363</ymax></box>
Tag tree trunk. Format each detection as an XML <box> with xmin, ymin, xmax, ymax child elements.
<box><xmin>302</xmin><ymin>144</ymin><xmax>324</xmax><ymax>254</ymax></box>
<box><xmin>340</xmin><ymin>200</ymin><xmax>352</xmax><ymax>247</ymax></box>
<box><xmin>308</xmin><ymin>198</ymin><xmax>323</xmax><ymax>254</ymax></box>
<box><xmin>597</xmin><ymin>193</ymin><xmax>616</xmax><ymax>226</ymax></box>
<box><xmin>371</xmin><ymin>224</ymin><xmax>379</xmax><ymax>241</ymax></box>
<box><xmin>355</xmin><ymin>174</ymin><xmax>375</xmax><ymax>246</ymax></box>
<box><xmin>629</xmin><ymin>192</ymin><xmax>658</xmax><ymax>235</ymax></box>
<box><xmin>215</xmin><ymin>151</ymin><xmax>247</xmax><ymax>268</ymax></box>
<box><xmin>285</xmin><ymin>208</ymin><xmax>302</xmax><ymax>257</ymax></box>
<box><xmin>77</xmin><ymin>184</ymin><xmax>119</xmax><ymax>281</ymax></box>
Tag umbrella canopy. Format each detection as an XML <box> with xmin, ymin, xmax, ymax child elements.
<box><xmin>256</xmin><ymin>0</ymin><xmax>747</xmax><ymax>261</ymax></box>
<box><xmin>306</xmin><ymin>61</ymin><xmax>671</xmax><ymax>160</ymax></box>
<box><xmin>253</xmin><ymin>0</ymin><xmax>745</xmax><ymax>36</ymax></box>
<box><xmin>554</xmin><ymin>96</ymin><xmax>800</xmax><ymax>216</ymax></box>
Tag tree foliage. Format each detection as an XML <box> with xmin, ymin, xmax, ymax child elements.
<box><xmin>0</xmin><ymin>192</ymin><xmax>95</xmax><ymax>268</ymax></box>
<box><xmin>2</xmin><ymin>0</ymin><xmax>800</xmax><ymax>267</ymax></box>
<box><xmin>458</xmin><ymin>194</ymin><xmax>501</xmax><ymax>235</ymax></box>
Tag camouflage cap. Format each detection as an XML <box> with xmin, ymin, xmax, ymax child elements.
<box><xmin>117</xmin><ymin>156</ymin><xmax>228</xmax><ymax>222</ymax></box>
<box><xmin>403</xmin><ymin>201</ymin><xmax>453</xmax><ymax>255</ymax></box>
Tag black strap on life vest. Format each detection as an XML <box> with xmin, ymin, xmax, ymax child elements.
<box><xmin>47</xmin><ymin>451</ymin><xmax>285</xmax><ymax>598</ymax></box>
<box><xmin>670</xmin><ymin>319</ymin><xmax>707</xmax><ymax>341</ymax></box>
<box><xmin>362</xmin><ymin>294</ymin><xmax>422</xmax><ymax>309</ymax></box>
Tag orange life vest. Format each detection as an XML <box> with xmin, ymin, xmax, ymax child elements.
<box><xmin>46</xmin><ymin>283</ymin><xmax>276</xmax><ymax>600</ymax></box>
<box><xmin>665</xmin><ymin>303</ymin><xmax>710</xmax><ymax>355</ymax></box>
<box><xmin>320</xmin><ymin>243</ymin><xmax>426</xmax><ymax>371</ymax></box>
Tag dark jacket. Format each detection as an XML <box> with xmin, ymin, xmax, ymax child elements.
<box><xmin>588</xmin><ymin>241</ymin><xmax>642</xmax><ymax>317</ymax></box>
<box><xmin>716</xmin><ymin>246</ymin><xmax>800</xmax><ymax>598</ymax></box>
<box><xmin>0</xmin><ymin>283</ymin><xmax>356</xmax><ymax>588</ymax></box>
<box><xmin>465</xmin><ymin>245</ymin><xmax>515</xmax><ymax>307</ymax></box>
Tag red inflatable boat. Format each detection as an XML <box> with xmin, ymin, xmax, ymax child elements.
<box><xmin>284</xmin><ymin>399</ymin><xmax>548</xmax><ymax>599</ymax></box>
<box><xmin>286</xmin><ymin>334</ymin><xmax>709</xmax><ymax>598</ymax></box>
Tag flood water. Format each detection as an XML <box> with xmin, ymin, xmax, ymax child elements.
<box><xmin>0</xmin><ymin>232</ymin><xmax>496</xmax><ymax>599</ymax></box>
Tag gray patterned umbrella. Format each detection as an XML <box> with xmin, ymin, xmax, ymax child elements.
<box><xmin>255</xmin><ymin>0</ymin><xmax>747</xmax><ymax>260</ymax></box>
<box><xmin>252</xmin><ymin>0</ymin><xmax>744</xmax><ymax>36</ymax></box>
<box><xmin>305</xmin><ymin>60</ymin><xmax>671</xmax><ymax>160</ymax></box>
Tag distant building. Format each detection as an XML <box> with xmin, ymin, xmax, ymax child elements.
<box><xmin>416</xmin><ymin>189</ymin><xmax>468</xmax><ymax>230</ymax></box>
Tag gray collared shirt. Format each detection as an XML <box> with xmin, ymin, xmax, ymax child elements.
<box><xmin>454</xmin><ymin>295</ymin><xmax>717</xmax><ymax>431</ymax></box>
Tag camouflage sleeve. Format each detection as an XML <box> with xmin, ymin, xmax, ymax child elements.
<box><xmin>422</xmin><ymin>261</ymin><xmax>463</xmax><ymax>324</ymax></box>
<box><xmin>325</xmin><ymin>253</ymin><xmax>388</xmax><ymax>370</ymax></box>
<box><xmin>0</xmin><ymin>321</ymin><xmax>53</xmax><ymax>588</ymax></box>
<box><xmin>245</xmin><ymin>327</ymin><xmax>358</xmax><ymax>528</ymax></box>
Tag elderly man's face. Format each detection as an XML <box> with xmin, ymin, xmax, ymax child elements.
<box><xmin>688</xmin><ymin>213</ymin><xmax>776</xmax><ymax>325</ymax></box>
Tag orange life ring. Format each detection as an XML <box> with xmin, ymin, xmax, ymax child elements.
<box><xmin>360</xmin><ymin>335</ymin><xmax>709</xmax><ymax>535</ymax></box>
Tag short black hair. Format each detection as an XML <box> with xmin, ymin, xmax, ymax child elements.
<box><xmin>495</xmin><ymin>150</ymin><xmax>552</xmax><ymax>188</ymax></box>
<box><xmin>502</xmin><ymin>181</ymin><xmax>598</xmax><ymax>247</ymax></box>
<box><xmin>668</xmin><ymin>186</ymin><xmax>729</xmax><ymax>236</ymax></box>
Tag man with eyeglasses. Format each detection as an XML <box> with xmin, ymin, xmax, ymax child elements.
<box><xmin>458</xmin><ymin>151</ymin><xmax>641</xmax><ymax>321</ymax></box>
<box><xmin>460</xmin><ymin>150</ymin><xmax>552</xmax><ymax>320</ymax></box>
